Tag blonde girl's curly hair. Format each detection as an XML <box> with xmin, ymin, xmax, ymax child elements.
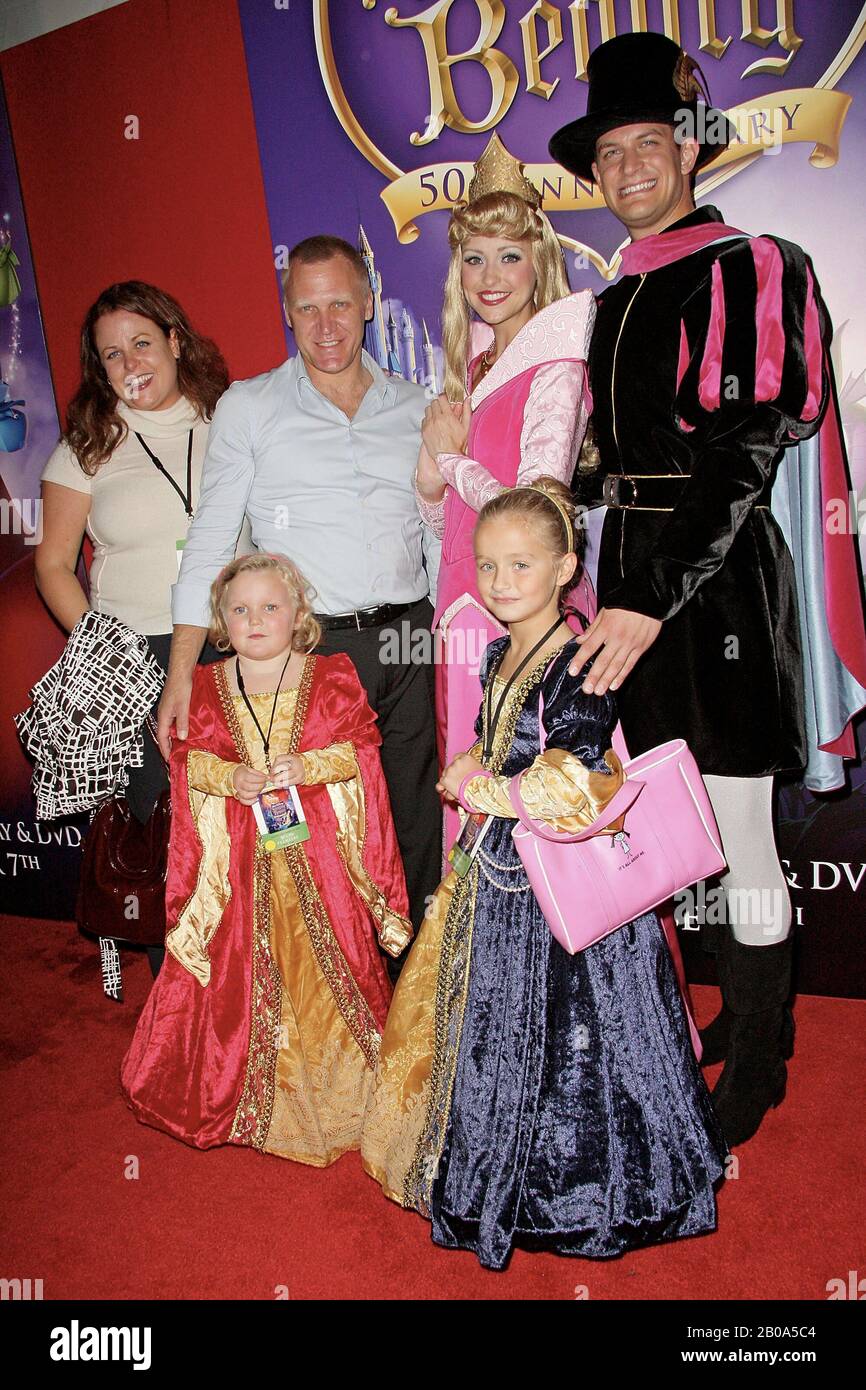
<box><xmin>208</xmin><ymin>553</ymin><xmax>322</xmax><ymax>654</ymax></box>
<box><xmin>441</xmin><ymin>191</ymin><xmax>571</xmax><ymax>402</ymax></box>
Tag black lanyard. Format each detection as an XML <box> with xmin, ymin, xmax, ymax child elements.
<box><xmin>235</xmin><ymin>653</ymin><xmax>292</xmax><ymax>770</ymax></box>
<box><xmin>135</xmin><ymin>430</ymin><xmax>194</xmax><ymax>519</ymax></box>
<box><xmin>482</xmin><ymin>616</ymin><xmax>567</xmax><ymax>762</ymax></box>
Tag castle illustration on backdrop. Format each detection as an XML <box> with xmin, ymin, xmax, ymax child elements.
<box><xmin>359</xmin><ymin>225</ymin><xmax>441</xmax><ymax>393</ymax></box>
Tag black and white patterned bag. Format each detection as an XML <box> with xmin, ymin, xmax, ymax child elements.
<box><xmin>15</xmin><ymin>610</ymin><xmax>165</xmax><ymax>820</ymax></box>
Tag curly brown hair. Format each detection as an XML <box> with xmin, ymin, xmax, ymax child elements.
<box><xmin>66</xmin><ymin>281</ymin><xmax>230</xmax><ymax>475</ymax></box>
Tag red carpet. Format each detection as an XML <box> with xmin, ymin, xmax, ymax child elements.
<box><xmin>1</xmin><ymin>914</ymin><xmax>863</xmax><ymax>1301</ymax></box>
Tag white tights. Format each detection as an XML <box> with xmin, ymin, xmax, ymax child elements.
<box><xmin>703</xmin><ymin>776</ymin><xmax>792</xmax><ymax>946</ymax></box>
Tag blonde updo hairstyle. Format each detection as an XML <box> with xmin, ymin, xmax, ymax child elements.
<box><xmin>442</xmin><ymin>192</ymin><xmax>570</xmax><ymax>402</ymax></box>
<box><xmin>209</xmin><ymin>553</ymin><xmax>322</xmax><ymax>654</ymax></box>
<box><xmin>477</xmin><ymin>477</ymin><xmax>584</xmax><ymax>608</ymax></box>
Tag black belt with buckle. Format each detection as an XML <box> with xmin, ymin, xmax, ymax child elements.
<box><xmin>602</xmin><ymin>473</ymin><xmax>684</xmax><ymax>510</ymax></box>
<box><xmin>315</xmin><ymin>600</ymin><xmax>416</xmax><ymax>632</ymax></box>
<box><xmin>602</xmin><ymin>473</ymin><xmax>770</xmax><ymax>511</ymax></box>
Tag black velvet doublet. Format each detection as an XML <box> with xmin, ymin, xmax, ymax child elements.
<box><xmin>583</xmin><ymin>206</ymin><xmax>831</xmax><ymax>776</ymax></box>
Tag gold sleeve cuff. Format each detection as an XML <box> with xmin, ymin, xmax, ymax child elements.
<box><xmin>320</xmin><ymin>744</ymin><xmax>414</xmax><ymax>958</ymax></box>
<box><xmin>187</xmin><ymin>749</ymin><xmax>241</xmax><ymax>798</ymax></box>
<box><xmin>299</xmin><ymin>741</ymin><xmax>357</xmax><ymax>785</ymax></box>
<box><xmin>464</xmin><ymin>748</ymin><xmax>625</xmax><ymax>833</ymax></box>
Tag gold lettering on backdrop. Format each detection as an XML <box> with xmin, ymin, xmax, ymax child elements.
<box><xmin>698</xmin><ymin>0</ymin><xmax>733</xmax><ymax>61</ymax></box>
<box><xmin>520</xmin><ymin>2</ymin><xmax>564</xmax><ymax>99</ymax></box>
<box><xmin>570</xmin><ymin>0</ymin><xmax>616</xmax><ymax>82</ymax></box>
<box><xmin>380</xmin><ymin>87</ymin><xmax>850</xmax><ymax>259</ymax></box>
<box><xmin>740</xmin><ymin>0</ymin><xmax>803</xmax><ymax>78</ymax></box>
<box><xmin>314</xmin><ymin>2</ymin><xmax>860</xmax><ymax>275</ymax></box>
<box><xmin>629</xmin><ymin>1</ymin><xmax>681</xmax><ymax>47</ymax></box>
<box><xmin>384</xmin><ymin>0</ymin><xmax>519</xmax><ymax>145</ymax></box>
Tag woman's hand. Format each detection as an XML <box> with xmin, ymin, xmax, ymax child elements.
<box><xmin>232</xmin><ymin>765</ymin><xmax>268</xmax><ymax>804</ymax></box>
<box><xmin>570</xmin><ymin>607</ymin><xmax>662</xmax><ymax>694</ymax></box>
<box><xmin>269</xmin><ymin>753</ymin><xmax>305</xmax><ymax>788</ymax></box>
<box><xmin>415</xmin><ymin>442</ymin><xmax>446</xmax><ymax>503</ymax></box>
<box><xmin>422</xmin><ymin>395</ymin><xmax>471</xmax><ymax>459</ymax></box>
<box><xmin>436</xmin><ymin>751</ymin><xmax>486</xmax><ymax>804</ymax></box>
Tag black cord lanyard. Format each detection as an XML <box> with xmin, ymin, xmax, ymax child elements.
<box><xmin>482</xmin><ymin>616</ymin><xmax>568</xmax><ymax>762</ymax></box>
<box><xmin>135</xmin><ymin>430</ymin><xmax>194</xmax><ymax>519</ymax></box>
<box><xmin>235</xmin><ymin>652</ymin><xmax>292</xmax><ymax>771</ymax></box>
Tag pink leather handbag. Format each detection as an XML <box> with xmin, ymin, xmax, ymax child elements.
<box><xmin>509</xmin><ymin>699</ymin><xmax>726</xmax><ymax>953</ymax></box>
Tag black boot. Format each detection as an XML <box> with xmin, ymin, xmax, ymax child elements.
<box><xmin>697</xmin><ymin>914</ymin><xmax>732</xmax><ymax>1065</ymax></box>
<box><xmin>710</xmin><ymin>935</ymin><xmax>794</xmax><ymax>1146</ymax></box>
<box><xmin>699</xmin><ymin>1002</ymin><xmax>733</xmax><ymax>1067</ymax></box>
<box><xmin>700</xmin><ymin>929</ymin><xmax>795</xmax><ymax>1067</ymax></box>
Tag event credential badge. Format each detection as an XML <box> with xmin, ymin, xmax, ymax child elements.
<box><xmin>449</xmin><ymin>811</ymin><xmax>494</xmax><ymax>879</ymax></box>
<box><xmin>252</xmin><ymin>784</ymin><xmax>310</xmax><ymax>853</ymax></box>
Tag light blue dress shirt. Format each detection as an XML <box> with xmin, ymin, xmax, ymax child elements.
<box><xmin>172</xmin><ymin>351</ymin><xmax>439</xmax><ymax>626</ymax></box>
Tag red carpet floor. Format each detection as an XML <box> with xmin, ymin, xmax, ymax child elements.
<box><xmin>1</xmin><ymin>914</ymin><xmax>863</xmax><ymax>1301</ymax></box>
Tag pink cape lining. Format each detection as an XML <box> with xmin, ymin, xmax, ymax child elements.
<box><xmin>618</xmin><ymin>220</ymin><xmax>746</xmax><ymax>275</ymax></box>
<box><xmin>816</xmin><ymin>388</ymin><xmax>866</xmax><ymax>753</ymax></box>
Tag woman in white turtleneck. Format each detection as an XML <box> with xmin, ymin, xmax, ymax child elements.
<box><xmin>36</xmin><ymin>281</ymin><xmax>235</xmax><ymax>977</ymax></box>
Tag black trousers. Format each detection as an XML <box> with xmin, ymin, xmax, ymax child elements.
<box><xmin>316</xmin><ymin>598</ymin><xmax>442</xmax><ymax>957</ymax></box>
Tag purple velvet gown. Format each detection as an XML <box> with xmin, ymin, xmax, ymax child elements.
<box><xmin>391</xmin><ymin>637</ymin><xmax>728</xmax><ymax>1269</ymax></box>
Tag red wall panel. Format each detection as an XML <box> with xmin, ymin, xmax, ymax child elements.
<box><xmin>0</xmin><ymin>0</ymin><xmax>285</xmax><ymax>414</ymax></box>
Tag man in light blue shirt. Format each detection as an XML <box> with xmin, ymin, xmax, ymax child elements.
<box><xmin>158</xmin><ymin>236</ymin><xmax>442</xmax><ymax>943</ymax></box>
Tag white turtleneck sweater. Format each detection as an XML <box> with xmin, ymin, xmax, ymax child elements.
<box><xmin>43</xmin><ymin>397</ymin><xmax>233</xmax><ymax>635</ymax></box>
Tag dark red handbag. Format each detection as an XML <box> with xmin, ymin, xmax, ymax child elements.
<box><xmin>76</xmin><ymin>792</ymin><xmax>170</xmax><ymax>947</ymax></box>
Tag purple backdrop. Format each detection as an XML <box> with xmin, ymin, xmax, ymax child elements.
<box><xmin>238</xmin><ymin>0</ymin><xmax>866</xmax><ymax>996</ymax></box>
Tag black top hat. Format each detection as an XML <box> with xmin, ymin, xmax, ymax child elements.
<box><xmin>549</xmin><ymin>32</ymin><xmax>734</xmax><ymax>181</ymax></box>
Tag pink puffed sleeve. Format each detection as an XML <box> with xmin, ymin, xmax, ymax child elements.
<box><xmin>516</xmin><ymin>359</ymin><xmax>591</xmax><ymax>485</ymax></box>
<box><xmin>436</xmin><ymin>359</ymin><xmax>590</xmax><ymax>512</ymax></box>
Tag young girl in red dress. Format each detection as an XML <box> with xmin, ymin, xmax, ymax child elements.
<box><xmin>122</xmin><ymin>553</ymin><xmax>411</xmax><ymax>1165</ymax></box>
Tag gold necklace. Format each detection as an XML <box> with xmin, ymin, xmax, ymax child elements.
<box><xmin>474</xmin><ymin>344</ymin><xmax>496</xmax><ymax>387</ymax></box>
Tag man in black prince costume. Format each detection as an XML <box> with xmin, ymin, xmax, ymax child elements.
<box><xmin>550</xmin><ymin>32</ymin><xmax>866</xmax><ymax>1145</ymax></box>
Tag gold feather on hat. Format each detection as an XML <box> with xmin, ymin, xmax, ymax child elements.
<box><xmin>467</xmin><ymin>134</ymin><xmax>541</xmax><ymax>208</ymax></box>
<box><xmin>673</xmin><ymin>49</ymin><xmax>711</xmax><ymax>106</ymax></box>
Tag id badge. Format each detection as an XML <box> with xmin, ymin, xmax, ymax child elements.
<box><xmin>448</xmin><ymin>811</ymin><xmax>494</xmax><ymax>878</ymax></box>
<box><xmin>252</xmin><ymin>784</ymin><xmax>311</xmax><ymax>853</ymax></box>
<box><xmin>176</xmin><ymin>539</ymin><xmax>185</xmax><ymax>576</ymax></box>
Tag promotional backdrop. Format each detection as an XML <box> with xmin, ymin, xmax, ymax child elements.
<box><xmin>1</xmin><ymin>0</ymin><xmax>863</xmax><ymax>993</ymax></box>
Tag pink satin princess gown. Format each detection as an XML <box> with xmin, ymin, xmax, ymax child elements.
<box><xmin>417</xmin><ymin>291</ymin><xmax>597</xmax><ymax>856</ymax></box>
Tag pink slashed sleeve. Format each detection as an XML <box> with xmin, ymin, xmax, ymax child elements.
<box><xmin>675</xmin><ymin>235</ymin><xmax>827</xmax><ymax>434</ymax></box>
<box><xmin>606</xmin><ymin>237</ymin><xmax>832</xmax><ymax>622</ymax></box>
<box><xmin>436</xmin><ymin>360</ymin><xmax>590</xmax><ymax>513</ymax></box>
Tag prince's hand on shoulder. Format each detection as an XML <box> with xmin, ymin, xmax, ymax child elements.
<box><xmin>570</xmin><ymin>607</ymin><xmax>662</xmax><ymax>695</ymax></box>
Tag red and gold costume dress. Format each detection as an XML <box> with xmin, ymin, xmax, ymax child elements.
<box><xmin>121</xmin><ymin>652</ymin><xmax>412</xmax><ymax>1165</ymax></box>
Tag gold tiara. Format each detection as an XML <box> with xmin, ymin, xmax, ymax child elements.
<box><xmin>467</xmin><ymin>134</ymin><xmax>542</xmax><ymax>208</ymax></box>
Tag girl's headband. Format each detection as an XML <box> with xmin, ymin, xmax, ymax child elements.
<box><xmin>507</xmin><ymin>484</ymin><xmax>574</xmax><ymax>554</ymax></box>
